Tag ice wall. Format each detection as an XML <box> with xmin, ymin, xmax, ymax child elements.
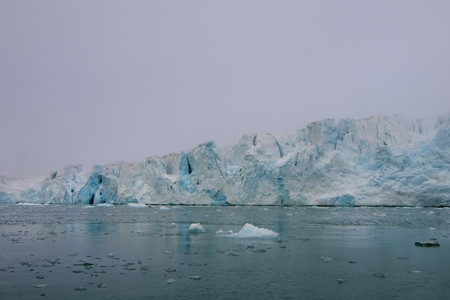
<box><xmin>1</xmin><ymin>114</ymin><xmax>449</xmax><ymax>206</ymax></box>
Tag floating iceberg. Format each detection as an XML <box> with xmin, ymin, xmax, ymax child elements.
<box><xmin>215</xmin><ymin>229</ymin><xmax>234</xmax><ymax>236</ymax></box>
<box><xmin>216</xmin><ymin>223</ymin><xmax>279</xmax><ymax>238</ymax></box>
<box><xmin>188</xmin><ymin>223</ymin><xmax>207</xmax><ymax>233</ymax></box>
<box><xmin>1</xmin><ymin>113</ymin><xmax>449</xmax><ymax>206</ymax></box>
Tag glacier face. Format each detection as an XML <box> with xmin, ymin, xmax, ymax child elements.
<box><xmin>1</xmin><ymin>114</ymin><xmax>449</xmax><ymax>206</ymax></box>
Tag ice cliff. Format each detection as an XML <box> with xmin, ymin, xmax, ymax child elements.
<box><xmin>1</xmin><ymin>114</ymin><xmax>449</xmax><ymax>206</ymax></box>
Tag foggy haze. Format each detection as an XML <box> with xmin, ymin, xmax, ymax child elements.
<box><xmin>1</xmin><ymin>1</ymin><xmax>449</xmax><ymax>176</ymax></box>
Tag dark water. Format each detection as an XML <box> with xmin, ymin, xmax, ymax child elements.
<box><xmin>0</xmin><ymin>204</ymin><xmax>449</xmax><ymax>299</ymax></box>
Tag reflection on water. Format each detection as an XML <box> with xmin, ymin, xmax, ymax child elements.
<box><xmin>0</xmin><ymin>205</ymin><xmax>449</xmax><ymax>299</ymax></box>
<box><xmin>66</xmin><ymin>223</ymin><xmax>103</xmax><ymax>234</ymax></box>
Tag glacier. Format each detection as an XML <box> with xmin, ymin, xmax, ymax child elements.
<box><xmin>1</xmin><ymin>114</ymin><xmax>449</xmax><ymax>206</ymax></box>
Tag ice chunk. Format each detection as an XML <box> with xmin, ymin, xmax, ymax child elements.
<box><xmin>188</xmin><ymin>223</ymin><xmax>207</xmax><ymax>233</ymax></box>
<box><xmin>159</xmin><ymin>206</ymin><xmax>170</xmax><ymax>211</ymax></box>
<box><xmin>250</xmin><ymin>248</ymin><xmax>267</xmax><ymax>253</ymax></box>
<box><xmin>215</xmin><ymin>229</ymin><xmax>234</xmax><ymax>236</ymax></box>
<box><xmin>321</xmin><ymin>257</ymin><xmax>335</xmax><ymax>263</ymax></box>
<box><xmin>216</xmin><ymin>223</ymin><xmax>278</xmax><ymax>238</ymax></box>
<box><xmin>127</xmin><ymin>203</ymin><xmax>147</xmax><ymax>208</ymax></box>
<box><xmin>415</xmin><ymin>241</ymin><xmax>440</xmax><ymax>247</ymax></box>
<box><xmin>96</xmin><ymin>203</ymin><xmax>114</xmax><ymax>207</ymax></box>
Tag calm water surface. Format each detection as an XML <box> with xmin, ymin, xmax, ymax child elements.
<box><xmin>0</xmin><ymin>205</ymin><xmax>449</xmax><ymax>299</ymax></box>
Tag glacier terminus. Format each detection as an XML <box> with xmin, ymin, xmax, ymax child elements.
<box><xmin>1</xmin><ymin>114</ymin><xmax>449</xmax><ymax>207</ymax></box>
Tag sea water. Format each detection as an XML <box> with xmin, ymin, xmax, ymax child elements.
<box><xmin>0</xmin><ymin>205</ymin><xmax>449</xmax><ymax>299</ymax></box>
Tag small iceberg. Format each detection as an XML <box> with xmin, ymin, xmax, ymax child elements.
<box><xmin>216</xmin><ymin>223</ymin><xmax>278</xmax><ymax>238</ymax></box>
<box><xmin>127</xmin><ymin>203</ymin><xmax>147</xmax><ymax>208</ymax></box>
<box><xmin>188</xmin><ymin>223</ymin><xmax>207</xmax><ymax>233</ymax></box>
<box><xmin>216</xmin><ymin>229</ymin><xmax>234</xmax><ymax>236</ymax></box>
<box><xmin>17</xmin><ymin>203</ymin><xmax>42</xmax><ymax>206</ymax></box>
<box><xmin>159</xmin><ymin>206</ymin><xmax>170</xmax><ymax>211</ymax></box>
<box><xmin>167</xmin><ymin>222</ymin><xmax>177</xmax><ymax>228</ymax></box>
<box><xmin>96</xmin><ymin>203</ymin><xmax>114</xmax><ymax>207</ymax></box>
<box><xmin>321</xmin><ymin>257</ymin><xmax>335</xmax><ymax>263</ymax></box>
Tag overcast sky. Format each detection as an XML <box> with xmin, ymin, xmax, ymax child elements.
<box><xmin>1</xmin><ymin>1</ymin><xmax>449</xmax><ymax>176</ymax></box>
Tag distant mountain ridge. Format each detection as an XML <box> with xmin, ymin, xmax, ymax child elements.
<box><xmin>1</xmin><ymin>113</ymin><xmax>449</xmax><ymax>206</ymax></box>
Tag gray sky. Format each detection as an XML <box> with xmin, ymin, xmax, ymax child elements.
<box><xmin>1</xmin><ymin>0</ymin><xmax>449</xmax><ymax>176</ymax></box>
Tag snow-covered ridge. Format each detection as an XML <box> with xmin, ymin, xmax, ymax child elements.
<box><xmin>1</xmin><ymin>114</ymin><xmax>449</xmax><ymax>206</ymax></box>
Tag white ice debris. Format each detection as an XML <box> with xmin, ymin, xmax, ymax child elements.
<box><xmin>321</xmin><ymin>257</ymin><xmax>335</xmax><ymax>263</ymax></box>
<box><xmin>96</xmin><ymin>203</ymin><xmax>114</xmax><ymax>207</ymax></box>
<box><xmin>127</xmin><ymin>203</ymin><xmax>147</xmax><ymax>208</ymax></box>
<box><xmin>188</xmin><ymin>223</ymin><xmax>207</xmax><ymax>233</ymax></box>
<box><xmin>159</xmin><ymin>206</ymin><xmax>170</xmax><ymax>211</ymax></box>
<box><xmin>215</xmin><ymin>229</ymin><xmax>234</xmax><ymax>236</ymax></box>
<box><xmin>216</xmin><ymin>223</ymin><xmax>278</xmax><ymax>238</ymax></box>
